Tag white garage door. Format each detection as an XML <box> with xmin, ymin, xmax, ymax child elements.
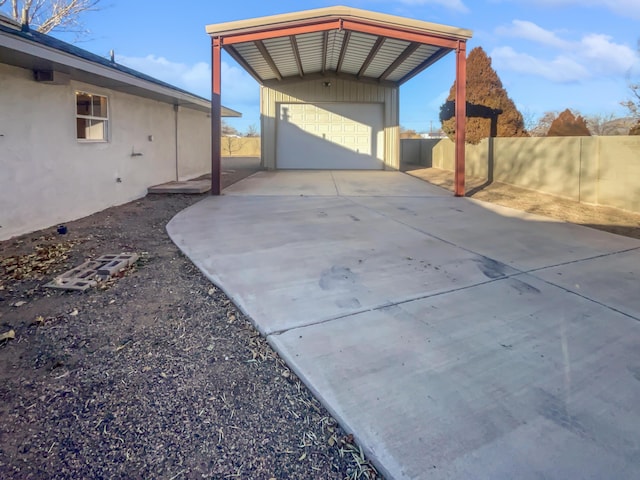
<box><xmin>276</xmin><ymin>103</ymin><xmax>384</xmax><ymax>169</ymax></box>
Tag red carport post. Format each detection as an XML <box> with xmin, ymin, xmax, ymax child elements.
<box><xmin>211</xmin><ymin>37</ymin><xmax>222</xmax><ymax>195</ymax></box>
<box><xmin>454</xmin><ymin>41</ymin><xmax>467</xmax><ymax>197</ymax></box>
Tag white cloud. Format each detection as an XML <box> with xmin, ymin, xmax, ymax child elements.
<box><xmin>493</xmin><ymin>20</ymin><xmax>639</xmax><ymax>82</ymax></box>
<box><xmin>491</xmin><ymin>46</ymin><xmax>590</xmax><ymax>82</ymax></box>
<box><xmin>500</xmin><ymin>0</ymin><xmax>640</xmax><ymax>19</ymax></box>
<box><xmin>397</xmin><ymin>0</ymin><xmax>469</xmax><ymax>13</ymax></box>
<box><xmin>117</xmin><ymin>54</ymin><xmax>259</xmax><ymax>105</ymax></box>
<box><xmin>495</xmin><ymin>20</ymin><xmax>570</xmax><ymax>49</ymax></box>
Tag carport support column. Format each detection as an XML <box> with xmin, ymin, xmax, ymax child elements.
<box><xmin>454</xmin><ymin>41</ymin><xmax>467</xmax><ymax>197</ymax></box>
<box><xmin>211</xmin><ymin>37</ymin><xmax>222</xmax><ymax>195</ymax></box>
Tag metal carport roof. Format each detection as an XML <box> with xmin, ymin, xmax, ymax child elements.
<box><xmin>206</xmin><ymin>6</ymin><xmax>472</xmax><ymax>194</ymax></box>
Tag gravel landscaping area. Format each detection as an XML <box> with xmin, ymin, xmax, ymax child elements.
<box><xmin>0</xmin><ymin>159</ymin><xmax>380</xmax><ymax>480</ymax></box>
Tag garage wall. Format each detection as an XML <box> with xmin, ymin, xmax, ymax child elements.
<box><xmin>260</xmin><ymin>76</ymin><xmax>399</xmax><ymax>169</ymax></box>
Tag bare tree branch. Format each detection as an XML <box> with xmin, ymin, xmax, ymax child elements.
<box><xmin>0</xmin><ymin>0</ymin><xmax>100</xmax><ymax>34</ymax></box>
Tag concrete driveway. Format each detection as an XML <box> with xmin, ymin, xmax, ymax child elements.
<box><xmin>167</xmin><ymin>171</ymin><xmax>640</xmax><ymax>479</ymax></box>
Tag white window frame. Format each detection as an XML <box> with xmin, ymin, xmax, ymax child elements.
<box><xmin>76</xmin><ymin>91</ymin><xmax>109</xmax><ymax>142</ymax></box>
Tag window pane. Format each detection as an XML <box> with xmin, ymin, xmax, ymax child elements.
<box><xmin>92</xmin><ymin>95</ymin><xmax>107</xmax><ymax>118</ymax></box>
<box><xmin>76</xmin><ymin>93</ymin><xmax>91</xmax><ymax>115</ymax></box>
<box><xmin>86</xmin><ymin>119</ymin><xmax>106</xmax><ymax>140</ymax></box>
<box><xmin>77</xmin><ymin>117</ymin><xmax>89</xmax><ymax>139</ymax></box>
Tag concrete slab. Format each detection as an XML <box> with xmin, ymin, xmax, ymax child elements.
<box><xmin>148</xmin><ymin>179</ymin><xmax>210</xmax><ymax>194</ymax></box>
<box><xmin>348</xmin><ymin>195</ymin><xmax>640</xmax><ymax>271</ymax></box>
<box><xmin>223</xmin><ymin>170</ymin><xmax>450</xmax><ymax>198</ymax></box>
<box><xmin>332</xmin><ymin>171</ymin><xmax>450</xmax><ymax>197</ymax></box>
<box><xmin>167</xmin><ymin>171</ymin><xmax>640</xmax><ymax>479</ymax></box>
<box><xmin>168</xmin><ymin>194</ymin><xmax>519</xmax><ymax>335</ymax></box>
<box><xmin>270</xmin><ymin>275</ymin><xmax>640</xmax><ymax>480</ymax></box>
<box><xmin>536</xmin><ymin>248</ymin><xmax>640</xmax><ymax>320</ymax></box>
<box><xmin>224</xmin><ymin>170</ymin><xmax>338</xmax><ymax>196</ymax></box>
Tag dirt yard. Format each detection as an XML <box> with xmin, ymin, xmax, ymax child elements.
<box><xmin>404</xmin><ymin>166</ymin><xmax>640</xmax><ymax>240</ymax></box>
<box><xmin>0</xmin><ymin>158</ymin><xmax>379</xmax><ymax>480</ymax></box>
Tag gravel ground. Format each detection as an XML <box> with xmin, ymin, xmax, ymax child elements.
<box><xmin>0</xmin><ymin>159</ymin><xmax>380</xmax><ymax>480</ymax></box>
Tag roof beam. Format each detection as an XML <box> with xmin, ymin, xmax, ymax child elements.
<box><xmin>255</xmin><ymin>40</ymin><xmax>283</xmax><ymax>81</ymax></box>
<box><xmin>336</xmin><ymin>31</ymin><xmax>351</xmax><ymax>74</ymax></box>
<box><xmin>398</xmin><ymin>47</ymin><xmax>451</xmax><ymax>84</ymax></box>
<box><xmin>224</xmin><ymin>44</ymin><xmax>263</xmax><ymax>83</ymax></box>
<box><xmin>341</xmin><ymin>19</ymin><xmax>459</xmax><ymax>49</ymax></box>
<box><xmin>379</xmin><ymin>42</ymin><xmax>420</xmax><ymax>81</ymax></box>
<box><xmin>321</xmin><ymin>30</ymin><xmax>329</xmax><ymax>74</ymax></box>
<box><xmin>220</xmin><ymin>19</ymin><xmax>342</xmax><ymax>45</ymax></box>
<box><xmin>357</xmin><ymin>36</ymin><xmax>385</xmax><ymax>79</ymax></box>
<box><xmin>289</xmin><ymin>35</ymin><xmax>304</xmax><ymax>78</ymax></box>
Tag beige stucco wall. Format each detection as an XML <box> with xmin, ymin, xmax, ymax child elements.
<box><xmin>177</xmin><ymin>105</ymin><xmax>212</xmax><ymax>180</ymax></box>
<box><xmin>0</xmin><ymin>63</ymin><xmax>210</xmax><ymax>240</ymax></box>
<box><xmin>403</xmin><ymin>136</ymin><xmax>640</xmax><ymax>213</ymax></box>
<box><xmin>260</xmin><ymin>76</ymin><xmax>399</xmax><ymax>170</ymax></box>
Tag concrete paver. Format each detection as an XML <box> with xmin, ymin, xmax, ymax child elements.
<box><xmin>167</xmin><ymin>171</ymin><xmax>640</xmax><ymax>479</ymax></box>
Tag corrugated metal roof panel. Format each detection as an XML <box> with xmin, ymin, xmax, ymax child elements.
<box><xmin>341</xmin><ymin>31</ymin><xmax>378</xmax><ymax>75</ymax></box>
<box><xmin>264</xmin><ymin>37</ymin><xmax>298</xmax><ymax>77</ymax></box>
<box><xmin>326</xmin><ymin>30</ymin><xmax>345</xmax><ymax>71</ymax></box>
<box><xmin>363</xmin><ymin>37</ymin><xmax>410</xmax><ymax>78</ymax></box>
<box><xmin>234</xmin><ymin>42</ymin><xmax>279</xmax><ymax>80</ymax></box>
<box><xmin>297</xmin><ymin>32</ymin><xmax>324</xmax><ymax>73</ymax></box>
<box><xmin>385</xmin><ymin>44</ymin><xmax>440</xmax><ymax>82</ymax></box>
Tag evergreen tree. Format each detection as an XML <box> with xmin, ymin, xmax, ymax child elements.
<box><xmin>440</xmin><ymin>47</ymin><xmax>527</xmax><ymax>144</ymax></box>
<box><xmin>546</xmin><ymin>109</ymin><xmax>591</xmax><ymax>136</ymax></box>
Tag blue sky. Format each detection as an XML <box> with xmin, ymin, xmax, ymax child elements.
<box><xmin>45</xmin><ymin>0</ymin><xmax>640</xmax><ymax>133</ymax></box>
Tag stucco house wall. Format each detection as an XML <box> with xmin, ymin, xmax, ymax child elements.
<box><xmin>0</xmin><ymin>62</ymin><xmax>211</xmax><ymax>240</ymax></box>
<box><xmin>260</xmin><ymin>77</ymin><xmax>399</xmax><ymax>170</ymax></box>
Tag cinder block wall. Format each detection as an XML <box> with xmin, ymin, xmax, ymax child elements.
<box><xmin>401</xmin><ymin>136</ymin><xmax>640</xmax><ymax>213</ymax></box>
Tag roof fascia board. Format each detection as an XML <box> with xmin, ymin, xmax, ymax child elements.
<box><xmin>0</xmin><ymin>32</ymin><xmax>210</xmax><ymax>110</ymax></box>
<box><xmin>206</xmin><ymin>6</ymin><xmax>472</xmax><ymax>41</ymax></box>
<box><xmin>341</xmin><ymin>20</ymin><xmax>459</xmax><ymax>49</ymax></box>
<box><xmin>217</xmin><ymin>19</ymin><xmax>341</xmax><ymax>45</ymax></box>
<box><xmin>214</xmin><ymin>17</ymin><xmax>461</xmax><ymax>50</ymax></box>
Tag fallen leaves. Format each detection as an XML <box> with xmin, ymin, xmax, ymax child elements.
<box><xmin>0</xmin><ymin>238</ymin><xmax>77</xmax><ymax>283</ymax></box>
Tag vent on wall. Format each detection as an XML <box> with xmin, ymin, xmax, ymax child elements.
<box><xmin>34</xmin><ymin>70</ymin><xmax>70</xmax><ymax>85</ymax></box>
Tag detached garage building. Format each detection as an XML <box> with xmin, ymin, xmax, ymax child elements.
<box><xmin>206</xmin><ymin>6</ymin><xmax>472</xmax><ymax>194</ymax></box>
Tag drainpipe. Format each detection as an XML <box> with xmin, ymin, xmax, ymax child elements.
<box><xmin>174</xmin><ymin>104</ymin><xmax>179</xmax><ymax>181</ymax></box>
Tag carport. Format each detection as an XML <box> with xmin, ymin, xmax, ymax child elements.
<box><xmin>206</xmin><ymin>6</ymin><xmax>472</xmax><ymax>195</ymax></box>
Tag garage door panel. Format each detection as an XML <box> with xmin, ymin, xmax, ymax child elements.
<box><xmin>277</xmin><ymin>103</ymin><xmax>384</xmax><ymax>170</ymax></box>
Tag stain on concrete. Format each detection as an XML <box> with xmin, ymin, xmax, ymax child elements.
<box><xmin>535</xmin><ymin>388</ymin><xmax>589</xmax><ymax>439</ymax></box>
<box><xmin>336</xmin><ymin>297</ymin><xmax>362</xmax><ymax>309</ymax></box>
<box><xmin>474</xmin><ymin>257</ymin><xmax>509</xmax><ymax>279</ymax></box>
<box><xmin>628</xmin><ymin>366</ymin><xmax>640</xmax><ymax>382</ymax></box>
<box><xmin>509</xmin><ymin>278</ymin><xmax>542</xmax><ymax>295</ymax></box>
<box><xmin>349</xmin><ymin>215</ymin><xmax>361</xmax><ymax>222</ymax></box>
<box><xmin>319</xmin><ymin>266</ymin><xmax>358</xmax><ymax>291</ymax></box>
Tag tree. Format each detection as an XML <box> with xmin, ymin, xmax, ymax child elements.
<box><xmin>221</xmin><ymin>120</ymin><xmax>240</xmax><ymax>137</ymax></box>
<box><xmin>440</xmin><ymin>46</ymin><xmax>527</xmax><ymax>144</ymax></box>
<box><xmin>529</xmin><ymin>111</ymin><xmax>557</xmax><ymax>137</ymax></box>
<box><xmin>0</xmin><ymin>0</ymin><xmax>99</xmax><ymax>34</ymax></box>
<box><xmin>546</xmin><ymin>109</ymin><xmax>591</xmax><ymax>136</ymax></box>
<box><xmin>244</xmin><ymin>124</ymin><xmax>259</xmax><ymax>137</ymax></box>
<box><xmin>399</xmin><ymin>126</ymin><xmax>422</xmax><ymax>139</ymax></box>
